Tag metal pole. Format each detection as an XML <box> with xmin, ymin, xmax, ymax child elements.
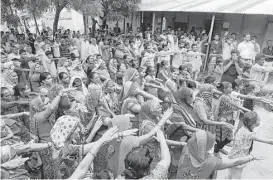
<box><xmin>203</xmin><ymin>14</ymin><xmax>215</xmax><ymax>72</ymax></box>
<box><xmin>152</xmin><ymin>12</ymin><xmax>155</xmax><ymax>34</ymax></box>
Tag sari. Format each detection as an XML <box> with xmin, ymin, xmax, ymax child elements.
<box><xmin>50</xmin><ymin>115</ymin><xmax>86</xmax><ymax>179</ymax></box>
<box><xmin>120</xmin><ymin>81</ymin><xmax>140</xmax><ymax>115</ymax></box>
<box><xmin>0</xmin><ymin>145</ymin><xmax>30</xmax><ymax>180</ymax></box>
<box><xmin>29</xmin><ymin>95</ymin><xmax>56</xmax><ymax>179</ymax></box>
<box><xmin>166</xmin><ymin>87</ymin><xmax>198</xmax><ymax>177</ymax></box>
<box><xmin>107</xmin><ymin>115</ymin><xmax>140</xmax><ymax>178</ymax></box>
<box><xmin>68</xmin><ymin>76</ymin><xmax>88</xmax><ymax>102</ymax></box>
<box><xmin>176</xmin><ymin>130</ymin><xmax>221</xmax><ymax>179</ymax></box>
<box><xmin>193</xmin><ymin>84</ymin><xmax>216</xmax><ymax>134</ymax></box>
<box><xmin>138</xmin><ymin>100</ymin><xmax>162</xmax><ymax>169</ymax></box>
<box><xmin>123</xmin><ymin>68</ymin><xmax>138</xmax><ymax>84</ymax></box>
<box><xmin>1</xmin><ymin>70</ymin><xmax>18</xmax><ymax>93</ymax></box>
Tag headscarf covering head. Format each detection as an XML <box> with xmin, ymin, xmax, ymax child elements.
<box><xmin>174</xmin><ymin>87</ymin><xmax>193</xmax><ymax>106</ymax></box>
<box><xmin>120</xmin><ymin>81</ymin><xmax>138</xmax><ymax>102</ymax></box>
<box><xmin>123</xmin><ymin>68</ymin><xmax>138</xmax><ymax>84</ymax></box>
<box><xmin>50</xmin><ymin>115</ymin><xmax>84</xmax><ymax>150</ymax></box>
<box><xmin>69</xmin><ymin>76</ymin><xmax>88</xmax><ymax>95</ymax></box>
<box><xmin>138</xmin><ymin>100</ymin><xmax>160</xmax><ymax>123</ymax></box>
<box><xmin>187</xmin><ymin>130</ymin><xmax>216</xmax><ymax>176</ymax></box>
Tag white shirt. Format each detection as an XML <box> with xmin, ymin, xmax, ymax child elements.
<box><xmin>250</xmin><ymin>63</ymin><xmax>273</xmax><ymax>81</ymax></box>
<box><xmin>237</xmin><ymin>41</ymin><xmax>255</xmax><ymax>60</ymax></box>
<box><xmin>88</xmin><ymin>44</ymin><xmax>100</xmax><ymax>56</ymax></box>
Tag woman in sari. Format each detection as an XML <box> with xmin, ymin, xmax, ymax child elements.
<box><xmin>103</xmin><ymin>79</ymin><xmax>120</xmax><ymax>115</ymax></box>
<box><xmin>138</xmin><ymin>100</ymin><xmax>185</xmax><ymax>172</ymax></box>
<box><xmin>68</xmin><ymin>76</ymin><xmax>88</xmax><ymax>102</ymax></box>
<box><xmin>50</xmin><ymin>115</ymin><xmax>92</xmax><ymax>179</ymax></box>
<box><xmin>38</xmin><ymin>72</ymin><xmax>53</xmax><ymax>94</ymax></box>
<box><xmin>166</xmin><ymin>87</ymin><xmax>200</xmax><ymax>176</ymax></box>
<box><xmin>193</xmin><ymin>84</ymin><xmax>233</xmax><ymax>134</ymax></box>
<box><xmin>29</xmin><ymin>63</ymin><xmax>44</xmax><ymax>92</ymax></box>
<box><xmin>176</xmin><ymin>130</ymin><xmax>261</xmax><ymax>179</ymax></box>
<box><xmin>214</xmin><ymin>82</ymin><xmax>250</xmax><ymax>156</ymax></box>
<box><xmin>29</xmin><ymin>88</ymin><xmax>74</xmax><ymax>179</ymax></box>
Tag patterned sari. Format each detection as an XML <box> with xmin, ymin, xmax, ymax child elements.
<box><xmin>176</xmin><ymin>130</ymin><xmax>221</xmax><ymax>179</ymax></box>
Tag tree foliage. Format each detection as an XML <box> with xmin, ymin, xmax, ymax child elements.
<box><xmin>1</xmin><ymin>0</ymin><xmax>23</xmax><ymax>26</ymax></box>
<box><xmin>100</xmin><ymin>0</ymin><xmax>141</xmax><ymax>22</ymax></box>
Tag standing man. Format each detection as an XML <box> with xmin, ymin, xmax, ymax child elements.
<box><xmin>262</xmin><ymin>40</ymin><xmax>273</xmax><ymax>67</ymax></box>
<box><xmin>237</xmin><ymin>33</ymin><xmax>255</xmax><ymax>64</ymax></box>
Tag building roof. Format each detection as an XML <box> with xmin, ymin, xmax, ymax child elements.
<box><xmin>140</xmin><ymin>0</ymin><xmax>273</xmax><ymax>15</ymax></box>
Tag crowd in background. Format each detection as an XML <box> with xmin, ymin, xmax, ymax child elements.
<box><xmin>1</xmin><ymin>24</ymin><xmax>273</xmax><ymax>179</ymax></box>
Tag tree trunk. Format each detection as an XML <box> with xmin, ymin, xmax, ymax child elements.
<box><xmin>123</xmin><ymin>16</ymin><xmax>126</xmax><ymax>34</ymax></box>
<box><xmin>102</xmin><ymin>18</ymin><xmax>107</xmax><ymax>30</ymax></box>
<box><xmin>53</xmin><ymin>8</ymin><xmax>62</xmax><ymax>36</ymax></box>
<box><xmin>83</xmin><ymin>11</ymin><xmax>88</xmax><ymax>35</ymax></box>
<box><xmin>92</xmin><ymin>18</ymin><xmax>97</xmax><ymax>36</ymax></box>
<box><xmin>33</xmin><ymin>13</ymin><xmax>40</xmax><ymax>35</ymax></box>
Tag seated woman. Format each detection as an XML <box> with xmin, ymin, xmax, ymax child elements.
<box><xmin>176</xmin><ymin>130</ymin><xmax>261</xmax><ymax>179</ymax></box>
<box><xmin>68</xmin><ymin>76</ymin><xmax>88</xmax><ymax>102</ymax></box>
<box><xmin>103</xmin><ymin>79</ymin><xmax>120</xmax><ymax>115</ymax></box>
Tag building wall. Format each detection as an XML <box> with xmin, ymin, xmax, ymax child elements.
<box><xmin>140</xmin><ymin>11</ymin><xmax>271</xmax><ymax>48</ymax></box>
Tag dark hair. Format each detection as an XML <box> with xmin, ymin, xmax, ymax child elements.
<box><xmin>70</xmin><ymin>53</ymin><xmax>76</xmax><ymax>58</ymax></box>
<box><xmin>45</xmin><ymin>50</ymin><xmax>53</xmax><ymax>56</ymax></box>
<box><xmin>59</xmin><ymin>72</ymin><xmax>68</xmax><ymax>80</ymax></box>
<box><xmin>13</xmin><ymin>83</ymin><xmax>26</xmax><ymax>97</ymax></box>
<box><xmin>123</xmin><ymin>54</ymin><xmax>128</xmax><ymax>59</ymax></box>
<box><xmin>191</xmin><ymin>43</ymin><xmax>197</xmax><ymax>48</ymax></box>
<box><xmin>145</xmin><ymin>66</ymin><xmax>154</xmax><ymax>77</ymax></box>
<box><xmin>124</xmin><ymin>147</ymin><xmax>153</xmax><ymax>179</ymax></box>
<box><xmin>244</xmin><ymin>33</ymin><xmax>251</xmax><ymax>37</ymax></box>
<box><xmin>39</xmin><ymin>72</ymin><xmax>51</xmax><ymax>83</ymax></box>
<box><xmin>230</xmin><ymin>49</ymin><xmax>240</xmax><ymax>56</ymax></box>
<box><xmin>204</xmin><ymin>76</ymin><xmax>216</xmax><ymax>84</ymax></box>
<box><xmin>19</xmin><ymin>49</ymin><xmax>26</xmax><ymax>55</ymax></box>
<box><xmin>232</xmin><ymin>79</ymin><xmax>243</xmax><ymax>89</ymax></box>
<box><xmin>94</xmin><ymin>170</ymin><xmax>112</xmax><ymax>179</ymax></box>
<box><xmin>243</xmin><ymin>63</ymin><xmax>252</xmax><ymax>72</ymax></box>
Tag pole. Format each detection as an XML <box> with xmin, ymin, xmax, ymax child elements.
<box><xmin>152</xmin><ymin>12</ymin><xmax>155</xmax><ymax>34</ymax></box>
<box><xmin>141</xmin><ymin>11</ymin><xmax>144</xmax><ymax>23</ymax></box>
<box><xmin>203</xmin><ymin>14</ymin><xmax>215</xmax><ymax>72</ymax></box>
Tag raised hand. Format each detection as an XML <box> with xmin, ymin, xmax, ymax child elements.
<box><xmin>100</xmin><ymin>126</ymin><xmax>119</xmax><ymax>143</ymax></box>
<box><xmin>1</xmin><ymin>156</ymin><xmax>29</xmax><ymax>169</ymax></box>
<box><xmin>122</xmin><ymin>129</ymin><xmax>138</xmax><ymax>137</ymax></box>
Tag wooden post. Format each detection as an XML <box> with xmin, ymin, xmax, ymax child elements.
<box><xmin>203</xmin><ymin>14</ymin><xmax>215</xmax><ymax>72</ymax></box>
<box><xmin>141</xmin><ymin>11</ymin><xmax>144</xmax><ymax>23</ymax></box>
<box><xmin>240</xmin><ymin>14</ymin><xmax>245</xmax><ymax>36</ymax></box>
<box><xmin>152</xmin><ymin>12</ymin><xmax>155</xmax><ymax>34</ymax></box>
<box><xmin>161</xmin><ymin>12</ymin><xmax>164</xmax><ymax>33</ymax></box>
<box><xmin>173</xmin><ymin>12</ymin><xmax>176</xmax><ymax>29</ymax></box>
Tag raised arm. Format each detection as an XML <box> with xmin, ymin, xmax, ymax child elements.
<box><xmin>138</xmin><ymin>108</ymin><xmax>173</xmax><ymax>146</ymax></box>
<box><xmin>216</xmin><ymin>154</ymin><xmax>260</xmax><ymax>170</ymax></box>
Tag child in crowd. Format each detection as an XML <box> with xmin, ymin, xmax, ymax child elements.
<box><xmin>228</xmin><ymin>111</ymin><xmax>273</xmax><ymax>179</ymax></box>
<box><xmin>187</xmin><ymin>44</ymin><xmax>205</xmax><ymax>80</ymax></box>
<box><xmin>212</xmin><ymin>58</ymin><xmax>225</xmax><ymax>82</ymax></box>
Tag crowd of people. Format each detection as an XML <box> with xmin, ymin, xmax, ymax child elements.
<box><xmin>1</xmin><ymin>25</ymin><xmax>273</xmax><ymax>180</ymax></box>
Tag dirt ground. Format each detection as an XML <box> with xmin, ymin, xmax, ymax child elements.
<box><xmin>217</xmin><ymin>106</ymin><xmax>273</xmax><ymax>179</ymax></box>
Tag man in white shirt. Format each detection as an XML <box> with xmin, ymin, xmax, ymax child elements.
<box><xmin>250</xmin><ymin>54</ymin><xmax>273</xmax><ymax>91</ymax></box>
<box><xmin>237</xmin><ymin>33</ymin><xmax>255</xmax><ymax>64</ymax></box>
<box><xmin>80</xmin><ymin>35</ymin><xmax>89</xmax><ymax>60</ymax></box>
<box><xmin>89</xmin><ymin>38</ymin><xmax>99</xmax><ymax>55</ymax></box>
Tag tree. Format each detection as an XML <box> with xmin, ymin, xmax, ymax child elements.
<box><xmin>51</xmin><ymin>0</ymin><xmax>71</xmax><ymax>35</ymax></box>
<box><xmin>1</xmin><ymin>0</ymin><xmax>22</xmax><ymax>27</ymax></box>
<box><xmin>72</xmin><ymin>0</ymin><xmax>103</xmax><ymax>35</ymax></box>
<box><xmin>25</xmin><ymin>0</ymin><xmax>50</xmax><ymax>35</ymax></box>
<box><xmin>100</xmin><ymin>0</ymin><xmax>141</xmax><ymax>29</ymax></box>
